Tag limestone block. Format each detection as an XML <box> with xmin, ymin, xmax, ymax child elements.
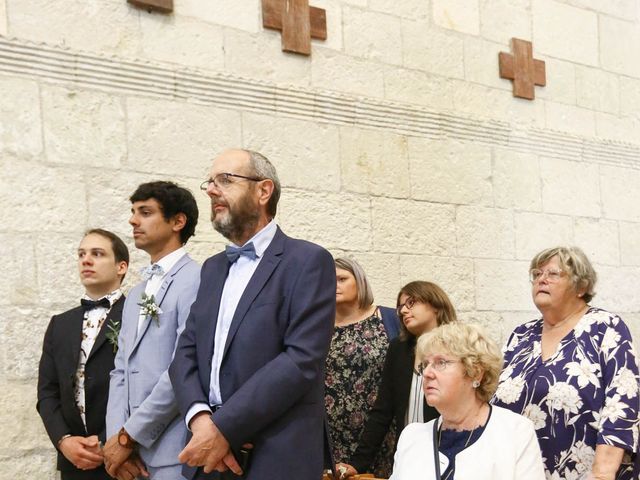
<box><xmin>371</xmin><ymin>198</ymin><xmax>456</xmax><ymax>255</ymax></box>
<box><xmin>600</xmin><ymin>165</ymin><xmax>640</xmax><ymax>222</ymax></box>
<box><xmin>514</xmin><ymin>212</ymin><xmax>573</xmax><ymax>260</ymax></box>
<box><xmin>383</xmin><ymin>68</ymin><xmax>454</xmax><ymax>110</ymax></box>
<box><xmin>474</xmin><ymin>259</ymin><xmax>533</xmax><ymax>310</ymax></box>
<box><xmin>456</xmin><ymin>206</ymin><xmax>515</xmax><ymax>259</ymax></box>
<box><xmin>595</xmin><ymin>112</ymin><xmax>640</xmax><ymax>144</ymax></box>
<box><xmin>0</xmin><ymin>450</ymin><xmax>57</xmax><ymax>480</ymax></box>
<box><xmin>398</xmin><ymin>255</ymin><xmax>475</xmax><ymax>311</ymax></box>
<box><xmin>342</xmin><ymin>7</ymin><xmax>403</xmax><ymax>66</ymax></box>
<box><xmin>277</xmin><ymin>190</ymin><xmax>371</xmax><ymax>251</ymax></box>
<box><xmin>306</xmin><ymin>0</ymin><xmax>343</xmax><ymax>51</ymax></box>
<box><xmin>36</xmin><ymin>233</ymin><xmax>86</xmax><ymax>307</ymax></box>
<box><xmin>0</xmin><ymin>160</ymin><xmax>87</xmax><ymax>233</ymax></box>
<box><xmin>532</xmin><ymin>0</ymin><xmax>598</xmax><ymax>66</ymax></box>
<box><xmin>535</xmin><ymin>58</ymin><xmax>576</xmax><ymax>105</ymax></box>
<box><xmin>544</xmin><ymin>101</ymin><xmax>595</xmax><ymax>137</ymax></box>
<box><xmin>457</xmin><ymin>311</ymin><xmax>507</xmax><ymax>346</ymax></box>
<box><xmin>408</xmin><ymin>138</ymin><xmax>493</xmax><ymax>206</ymax></box>
<box><xmin>623</xmin><ymin>312</ymin><xmax>640</xmax><ymax>347</ymax></box>
<box><xmin>558</xmin><ymin>0</ymin><xmax>638</xmax><ymax>19</ymax></box>
<box><xmin>0</xmin><ymin>305</ymin><xmax>52</xmax><ymax>380</ymax></box>
<box><xmin>175</xmin><ymin>0</ymin><xmax>260</xmax><ymax>32</ymax></box>
<box><xmin>224</xmin><ymin>30</ymin><xmax>312</xmax><ymax>86</ymax></box>
<box><xmin>339</xmin><ymin>126</ymin><xmax>409</xmax><ymax>196</ymax></box>
<box><xmin>311</xmin><ymin>48</ymin><xmax>384</xmax><ymax>98</ymax></box>
<box><xmin>8</xmin><ymin>0</ymin><xmax>141</xmax><ymax>58</ymax></box>
<box><xmin>126</xmin><ymin>97</ymin><xmax>241</xmax><ymax>178</ymax></box>
<box><xmin>540</xmin><ymin>157</ymin><xmax>600</xmax><ymax>217</ymax></box>
<box><xmin>139</xmin><ymin>13</ymin><xmax>225</xmax><ymax>70</ymax></box>
<box><xmin>620</xmin><ymin>222</ymin><xmax>640</xmax><ymax>266</ymax></box>
<box><xmin>0</xmin><ymin>77</ymin><xmax>42</xmax><ymax>159</ymax></box>
<box><xmin>368</xmin><ymin>0</ymin><xmax>429</xmax><ymax>18</ymax></box>
<box><xmin>573</xmin><ymin>218</ymin><xmax>620</xmax><ymax>266</ymax></box>
<box><xmin>0</xmin><ymin>382</ymin><xmax>52</xmax><ymax>451</ymax></box>
<box><xmin>500</xmin><ymin>310</ymin><xmax>540</xmax><ymax>343</ymax></box>
<box><xmin>620</xmin><ymin>77</ymin><xmax>640</xmax><ymax>121</ymax></box>
<box><xmin>242</xmin><ymin>113</ymin><xmax>341</xmax><ymax>192</ymax></box>
<box><xmin>185</xmin><ymin>238</ymin><xmax>228</xmax><ymax>265</ymax></box>
<box><xmin>479</xmin><ymin>0</ymin><xmax>531</xmax><ymax>44</ymax></box>
<box><xmin>0</xmin><ymin>0</ymin><xmax>6</xmax><ymax>36</ymax></box>
<box><xmin>432</xmin><ymin>0</ymin><xmax>480</xmax><ymax>35</ymax></box>
<box><xmin>0</xmin><ymin>234</ymin><xmax>38</xmax><ymax>306</ymax></box>
<box><xmin>342</xmin><ymin>252</ymin><xmax>403</xmax><ymax>307</ymax></box>
<box><xmin>575</xmin><ymin>66</ymin><xmax>619</xmax><ymax>114</ymax></box>
<box><xmin>493</xmin><ymin>148</ymin><xmax>542</xmax><ymax>211</ymax></box>
<box><xmin>41</xmin><ymin>86</ymin><xmax>126</xmax><ymax>168</ymax></box>
<box><xmin>600</xmin><ymin>16</ymin><xmax>640</xmax><ymax>79</ymax></box>
<box><xmin>401</xmin><ymin>21</ymin><xmax>465</xmax><ymax>79</ymax></box>
<box><xmin>464</xmin><ymin>38</ymin><xmax>511</xmax><ymax>91</ymax></box>
<box><xmin>596</xmin><ymin>266</ymin><xmax>640</xmax><ymax>312</ymax></box>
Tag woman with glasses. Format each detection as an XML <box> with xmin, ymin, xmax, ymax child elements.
<box><xmin>493</xmin><ymin>246</ymin><xmax>640</xmax><ymax>480</ymax></box>
<box><xmin>336</xmin><ymin>281</ymin><xmax>456</xmax><ymax>478</ymax></box>
<box><xmin>390</xmin><ymin>323</ymin><xmax>545</xmax><ymax>479</ymax></box>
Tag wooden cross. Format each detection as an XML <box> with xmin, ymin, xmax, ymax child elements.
<box><xmin>262</xmin><ymin>0</ymin><xmax>327</xmax><ymax>56</ymax></box>
<box><xmin>499</xmin><ymin>38</ymin><xmax>546</xmax><ymax>100</ymax></box>
<box><xmin>127</xmin><ymin>0</ymin><xmax>173</xmax><ymax>14</ymax></box>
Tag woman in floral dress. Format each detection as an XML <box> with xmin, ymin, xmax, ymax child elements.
<box><xmin>325</xmin><ymin>258</ymin><xmax>400</xmax><ymax>477</ymax></box>
<box><xmin>493</xmin><ymin>246</ymin><xmax>640</xmax><ymax>480</ymax></box>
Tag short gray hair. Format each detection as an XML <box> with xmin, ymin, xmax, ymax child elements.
<box><xmin>334</xmin><ymin>257</ymin><xmax>374</xmax><ymax>309</ymax></box>
<box><xmin>530</xmin><ymin>246</ymin><xmax>597</xmax><ymax>303</ymax></box>
<box><xmin>244</xmin><ymin>149</ymin><xmax>281</xmax><ymax>217</ymax></box>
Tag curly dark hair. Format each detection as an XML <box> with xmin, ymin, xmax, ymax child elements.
<box><xmin>129</xmin><ymin>181</ymin><xmax>199</xmax><ymax>244</ymax></box>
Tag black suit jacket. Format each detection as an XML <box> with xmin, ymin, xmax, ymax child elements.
<box><xmin>349</xmin><ymin>336</ymin><xmax>439</xmax><ymax>473</ymax></box>
<box><xmin>37</xmin><ymin>296</ymin><xmax>124</xmax><ymax>475</ymax></box>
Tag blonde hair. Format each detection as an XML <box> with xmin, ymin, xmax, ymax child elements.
<box><xmin>530</xmin><ymin>246</ymin><xmax>597</xmax><ymax>302</ymax></box>
<box><xmin>417</xmin><ymin>323</ymin><xmax>502</xmax><ymax>403</ymax></box>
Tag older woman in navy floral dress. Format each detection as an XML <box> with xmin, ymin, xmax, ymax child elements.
<box><xmin>493</xmin><ymin>246</ymin><xmax>640</xmax><ymax>480</ymax></box>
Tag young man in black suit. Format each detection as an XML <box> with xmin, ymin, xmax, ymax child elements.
<box><xmin>37</xmin><ymin>229</ymin><xmax>130</xmax><ymax>480</ymax></box>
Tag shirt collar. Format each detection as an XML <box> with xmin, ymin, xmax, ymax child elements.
<box><xmin>152</xmin><ymin>246</ymin><xmax>187</xmax><ymax>276</ymax></box>
<box><xmin>235</xmin><ymin>220</ymin><xmax>277</xmax><ymax>258</ymax></box>
<box><xmin>81</xmin><ymin>288</ymin><xmax>123</xmax><ymax>307</ymax></box>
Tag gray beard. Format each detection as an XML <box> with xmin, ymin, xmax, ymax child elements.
<box><xmin>212</xmin><ymin>211</ymin><xmax>259</xmax><ymax>243</ymax></box>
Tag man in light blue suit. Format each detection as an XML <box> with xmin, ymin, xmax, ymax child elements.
<box><xmin>169</xmin><ymin>149</ymin><xmax>336</xmax><ymax>479</ymax></box>
<box><xmin>105</xmin><ymin>181</ymin><xmax>201</xmax><ymax>480</ymax></box>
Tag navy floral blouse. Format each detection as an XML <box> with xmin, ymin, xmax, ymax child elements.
<box><xmin>493</xmin><ymin>307</ymin><xmax>640</xmax><ymax>480</ymax></box>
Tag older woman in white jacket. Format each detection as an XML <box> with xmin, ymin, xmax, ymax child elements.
<box><xmin>390</xmin><ymin>323</ymin><xmax>545</xmax><ymax>480</ymax></box>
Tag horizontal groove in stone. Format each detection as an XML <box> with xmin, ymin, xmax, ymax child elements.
<box><xmin>0</xmin><ymin>36</ymin><xmax>638</xmax><ymax>169</ymax></box>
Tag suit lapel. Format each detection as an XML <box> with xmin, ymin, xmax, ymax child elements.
<box><xmin>222</xmin><ymin>229</ymin><xmax>285</xmax><ymax>359</ymax></box>
<box><xmin>68</xmin><ymin>307</ymin><xmax>86</xmax><ymax>371</ymax></box>
<box><xmin>87</xmin><ymin>296</ymin><xmax>124</xmax><ymax>360</ymax></box>
<box><xmin>202</xmin><ymin>254</ymin><xmax>230</xmax><ymax>373</ymax></box>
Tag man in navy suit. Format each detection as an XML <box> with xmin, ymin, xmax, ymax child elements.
<box><xmin>169</xmin><ymin>149</ymin><xmax>336</xmax><ymax>479</ymax></box>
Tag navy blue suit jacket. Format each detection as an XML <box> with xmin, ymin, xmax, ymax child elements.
<box><xmin>169</xmin><ymin>227</ymin><xmax>336</xmax><ymax>479</ymax></box>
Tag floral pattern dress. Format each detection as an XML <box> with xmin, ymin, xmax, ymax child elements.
<box><xmin>493</xmin><ymin>307</ymin><xmax>640</xmax><ymax>480</ymax></box>
<box><xmin>325</xmin><ymin>314</ymin><xmax>394</xmax><ymax>477</ymax></box>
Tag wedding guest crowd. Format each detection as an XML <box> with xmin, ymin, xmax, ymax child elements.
<box><xmin>35</xmin><ymin>148</ymin><xmax>640</xmax><ymax>480</ymax></box>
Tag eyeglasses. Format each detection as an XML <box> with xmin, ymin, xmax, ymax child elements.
<box><xmin>417</xmin><ymin>359</ymin><xmax>458</xmax><ymax>375</ymax></box>
<box><xmin>529</xmin><ymin>268</ymin><xmax>564</xmax><ymax>283</ymax></box>
<box><xmin>200</xmin><ymin>173</ymin><xmax>263</xmax><ymax>192</ymax></box>
<box><xmin>397</xmin><ymin>297</ymin><xmax>417</xmax><ymax>316</ymax></box>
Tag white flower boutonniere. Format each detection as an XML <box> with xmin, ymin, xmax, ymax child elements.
<box><xmin>105</xmin><ymin>319</ymin><xmax>121</xmax><ymax>353</ymax></box>
<box><xmin>138</xmin><ymin>293</ymin><xmax>163</xmax><ymax>326</ymax></box>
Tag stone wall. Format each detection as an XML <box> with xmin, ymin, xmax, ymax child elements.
<box><xmin>1</xmin><ymin>0</ymin><xmax>639</xmax><ymax>477</ymax></box>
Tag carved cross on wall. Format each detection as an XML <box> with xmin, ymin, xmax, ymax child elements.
<box><xmin>262</xmin><ymin>0</ymin><xmax>327</xmax><ymax>56</ymax></box>
<box><xmin>127</xmin><ymin>0</ymin><xmax>173</xmax><ymax>13</ymax></box>
<box><xmin>499</xmin><ymin>38</ymin><xmax>546</xmax><ymax>100</ymax></box>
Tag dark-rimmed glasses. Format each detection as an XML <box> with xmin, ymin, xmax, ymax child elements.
<box><xmin>397</xmin><ymin>297</ymin><xmax>417</xmax><ymax>316</ymax></box>
<box><xmin>200</xmin><ymin>173</ymin><xmax>264</xmax><ymax>192</ymax></box>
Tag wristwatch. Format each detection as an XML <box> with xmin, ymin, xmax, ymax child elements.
<box><xmin>117</xmin><ymin>427</ymin><xmax>136</xmax><ymax>449</ymax></box>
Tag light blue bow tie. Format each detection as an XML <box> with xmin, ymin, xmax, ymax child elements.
<box><xmin>141</xmin><ymin>263</ymin><xmax>165</xmax><ymax>280</ymax></box>
<box><xmin>225</xmin><ymin>242</ymin><xmax>258</xmax><ymax>263</ymax></box>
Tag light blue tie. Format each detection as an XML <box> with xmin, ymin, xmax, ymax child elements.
<box><xmin>225</xmin><ymin>242</ymin><xmax>258</xmax><ymax>263</ymax></box>
<box><xmin>141</xmin><ymin>263</ymin><xmax>165</xmax><ymax>280</ymax></box>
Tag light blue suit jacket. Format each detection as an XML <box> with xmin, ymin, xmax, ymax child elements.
<box><xmin>107</xmin><ymin>253</ymin><xmax>200</xmax><ymax>468</ymax></box>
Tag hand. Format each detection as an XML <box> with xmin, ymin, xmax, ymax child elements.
<box><xmin>335</xmin><ymin>463</ymin><xmax>358</xmax><ymax>479</ymax></box>
<box><xmin>178</xmin><ymin>412</ymin><xmax>243</xmax><ymax>476</ymax></box>
<box><xmin>114</xmin><ymin>455</ymin><xmax>149</xmax><ymax>480</ymax></box>
<box><xmin>59</xmin><ymin>435</ymin><xmax>104</xmax><ymax>470</ymax></box>
<box><xmin>103</xmin><ymin>433</ymin><xmax>134</xmax><ymax>477</ymax></box>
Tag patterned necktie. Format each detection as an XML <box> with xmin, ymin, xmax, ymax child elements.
<box><xmin>141</xmin><ymin>263</ymin><xmax>165</xmax><ymax>280</ymax></box>
<box><xmin>80</xmin><ymin>297</ymin><xmax>111</xmax><ymax>312</ymax></box>
<box><xmin>225</xmin><ymin>242</ymin><xmax>258</xmax><ymax>263</ymax></box>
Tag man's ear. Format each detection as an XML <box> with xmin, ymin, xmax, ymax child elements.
<box><xmin>257</xmin><ymin>179</ymin><xmax>274</xmax><ymax>208</ymax></box>
<box><xmin>171</xmin><ymin>212</ymin><xmax>187</xmax><ymax>232</ymax></box>
<box><xmin>117</xmin><ymin>261</ymin><xmax>128</xmax><ymax>281</ymax></box>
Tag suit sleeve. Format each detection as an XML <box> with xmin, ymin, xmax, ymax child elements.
<box><xmin>123</xmin><ymin>273</ymin><xmax>200</xmax><ymax>448</ymax></box>
<box><xmin>36</xmin><ymin>316</ymin><xmax>70</xmax><ymax>447</ymax></box>
<box><xmin>106</xmin><ymin>298</ymin><xmax>130</xmax><ymax>439</ymax></box>
<box><xmin>213</xmin><ymin>247</ymin><xmax>336</xmax><ymax>449</ymax></box>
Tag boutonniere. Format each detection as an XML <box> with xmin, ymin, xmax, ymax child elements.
<box><xmin>138</xmin><ymin>293</ymin><xmax>162</xmax><ymax>326</ymax></box>
<box><xmin>105</xmin><ymin>319</ymin><xmax>121</xmax><ymax>353</ymax></box>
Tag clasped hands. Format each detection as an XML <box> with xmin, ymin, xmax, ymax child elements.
<box><xmin>103</xmin><ymin>433</ymin><xmax>148</xmax><ymax>480</ymax></box>
<box><xmin>178</xmin><ymin>411</ymin><xmax>247</xmax><ymax>476</ymax></box>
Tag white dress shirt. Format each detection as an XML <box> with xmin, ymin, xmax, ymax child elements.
<box><xmin>185</xmin><ymin>220</ymin><xmax>277</xmax><ymax>427</ymax></box>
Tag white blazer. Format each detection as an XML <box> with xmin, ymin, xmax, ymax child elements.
<box><xmin>390</xmin><ymin>405</ymin><xmax>545</xmax><ymax>480</ymax></box>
